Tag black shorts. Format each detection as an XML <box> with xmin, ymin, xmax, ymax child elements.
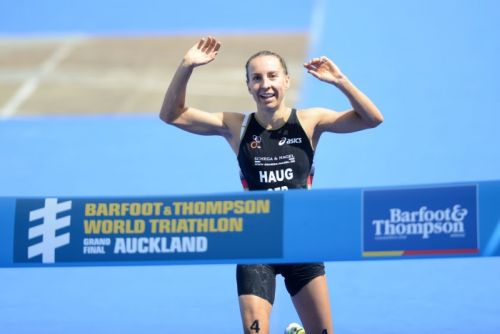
<box><xmin>236</xmin><ymin>263</ymin><xmax>325</xmax><ymax>305</ymax></box>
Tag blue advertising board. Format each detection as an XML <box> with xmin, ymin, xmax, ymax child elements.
<box><xmin>1</xmin><ymin>181</ymin><xmax>499</xmax><ymax>267</ymax></box>
<box><xmin>9</xmin><ymin>193</ymin><xmax>283</xmax><ymax>265</ymax></box>
<box><xmin>362</xmin><ymin>185</ymin><xmax>478</xmax><ymax>256</ymax></box>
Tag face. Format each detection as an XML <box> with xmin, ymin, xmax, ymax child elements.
<box><xmin>246</xmin><ymin>55</ymin><xmax>290</xmax><ymax>112</ymax></box>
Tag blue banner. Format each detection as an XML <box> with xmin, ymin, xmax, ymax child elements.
<box><xmin>1</xmin><ymin>181</ymin><xmax>499</xmax><ymax>267</ymax></box>
<box><xmin>13</xmin><ymin>194</ymin><xmax>284</xmax><ymax>264</ymax></box>
<box><xmin>362</xmin><ymin>185</ymin><xmax>478</xmax><ymax>256</ymax></box>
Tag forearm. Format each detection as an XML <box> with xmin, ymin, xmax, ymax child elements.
<box><xmin>335</xmin><ymin>77</ymin><xmax>383</xmax><ymax>126</ymax></box>
<box><xmin>159</xmin><ymin>61</ymin><xmax>194</xmax><ymax>124</ymax></box>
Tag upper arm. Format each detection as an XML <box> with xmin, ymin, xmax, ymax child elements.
<box><xmin>298</xmin><ymin>107</ymin><xmax>381</xmax><ymax>149</ymax></box>
<box><xmin>312</xmin><ymin>107</ymin><xmax>380</xmax><ymax>135</ymax></box>
<box><xmin>162</xmin><ymin>107</ymin><xmax>242</xmax><ymax>139</ymax></box>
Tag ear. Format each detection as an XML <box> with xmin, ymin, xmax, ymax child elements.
<box><xmin>284</xmin><ymin>75</ymin><xmax>290</xmax><ymax>89</ymax></box>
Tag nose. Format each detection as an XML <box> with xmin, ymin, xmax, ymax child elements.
<box><xmin>262</xmin><ymin>77</ymin><xmax>271</xmax><ymax>88</ymax></box>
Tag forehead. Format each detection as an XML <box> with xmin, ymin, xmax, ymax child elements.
<box><xmin>248</xmin><ymin>55</ymin><xmax>284</xmax><ymax>74</ymax></box>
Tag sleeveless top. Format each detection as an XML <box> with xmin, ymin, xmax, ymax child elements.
<box><xmin>237</xmin><ymin>109</ymin><xmax>315</xmax><ymax>191</ymax></box>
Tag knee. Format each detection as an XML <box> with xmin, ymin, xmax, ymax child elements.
<box><xmin>239</xmin><ymin>295</ymin><xmax>272</xmax><ymax>334</ymax></box>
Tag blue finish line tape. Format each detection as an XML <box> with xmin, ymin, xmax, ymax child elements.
<box><xmin>1</xmin><ymin>181</ymin><xmax>499</xmax><ymax>267</ymax></box>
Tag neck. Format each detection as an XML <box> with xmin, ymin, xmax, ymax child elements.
<box><xmin>255</xmin><ymin>105</ymin><xmax>291</xmax><ymax>130</ymax></box>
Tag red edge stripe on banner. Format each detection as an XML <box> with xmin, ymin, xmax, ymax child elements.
<box><xmin>403</xmin><ymin>249</ymin><xmax>480</xmax><ymax>255</ymax></box>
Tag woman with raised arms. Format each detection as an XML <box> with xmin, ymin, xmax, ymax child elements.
<box><xmin>160</xmin><ymin>36</ymin><xmax>383</xmax><ymax>334</ymax></box>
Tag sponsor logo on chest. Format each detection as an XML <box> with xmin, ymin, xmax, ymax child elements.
<box><xmin>278</xmin><ymin>137</ymin><xmax>302</xmax><ymax>146</ymax></box>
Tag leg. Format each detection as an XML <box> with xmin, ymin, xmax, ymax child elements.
<box><xmin>291</xmin><ymin>275</ymin><xmax>334</xmax><ymax>334</ymax></box>
<box><xmin>236</xmin><ymin>265</ymin><xmax>277</xmax><ymax>334</ymax></box>
<box><xmin>239</xmin><ymin>294</ymin><xmax>272</xmax><ymax>334</ymax></box>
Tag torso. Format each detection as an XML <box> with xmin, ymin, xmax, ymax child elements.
<box><xmin>237</xmin><ymin>109</ymin><xmax>315</xmax><ymax>191</ymax></box>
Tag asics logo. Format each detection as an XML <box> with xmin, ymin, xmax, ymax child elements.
<box><xmin>278</xmin><ymin>137</ymin><xmax>302</xmax><ymax>146</ymax></box>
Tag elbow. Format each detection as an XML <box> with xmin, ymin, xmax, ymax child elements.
<box><xmin>159</xmin><ymin>107</ymin><xmax>181</xmax><ymax>125</ymax></box>
<box><xmin>159</xmin><ymin>112</ymin><xmax>173</xmax><ymax>125</ymax></box>
<box><xmin>366</xmin><ymin>111</ymin><xmax>384</xmax><ymax>128</ymax></box>
<box><xmin>371</xmin><ymin>114</ymin><xmax>384</xmax><ymax>128</ymax></box>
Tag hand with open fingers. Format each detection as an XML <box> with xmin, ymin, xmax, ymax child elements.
<box><xmin>303</xmin><ymin>56</ymin><xmax>345</xmax><ymax>85</ymax></box>
<box><xmin>183</xmin><ymin>36</ymin><xmax>222</xmax><ymax>68</ymax></box>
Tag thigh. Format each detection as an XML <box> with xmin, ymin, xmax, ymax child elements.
<box><xmin>237</xmin><ymin>264</ymin><xmax>276</xmax><ymax>334</ymax></box>
<box><xmin>238</xmin><ymin>295</ymin><xmax>272</xmax><ymax>334</ymax></box>
<box><xmin>281</xmin><ymin>262</ymin><xmax>325</xmax><ymax>297</ymax></box>
<box><xmin>291</xmin><ymin>275</ymin><xmax>334</xmax><ymax>334</ymax></box>
<box><xmin>236</xmin><ymin>264</ymin><xmax>276</xmax><ymax>304</ymax></box>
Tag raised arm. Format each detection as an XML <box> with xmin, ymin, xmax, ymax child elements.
<box><xmin>159</xmin><ymin>37</ymin><xmax>240</xmax><ymax>139</ymax></box>
<box><xmin>303</xmin><ymin>56</ymin><xmax>384</xmax><ymax>135</ymax></box>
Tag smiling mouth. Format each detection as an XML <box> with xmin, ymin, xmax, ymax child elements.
<box><xmin>259</xmin><ymin>92</ymin><xmax>275</xmax><ymax>100</ymax></box>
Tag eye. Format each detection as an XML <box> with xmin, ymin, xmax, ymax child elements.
<box><xmin>268</xmin><ymin>72</ymin><xmax>279</xmax><ymax>79</ymax></box>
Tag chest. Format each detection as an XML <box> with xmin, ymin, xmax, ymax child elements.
<box><xmin>239</xmin><ymin>122</ymin><xmax>313</xmax><ymax>167</ymax></box>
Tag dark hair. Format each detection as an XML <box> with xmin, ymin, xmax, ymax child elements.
<box><xmin>245</xmin><ymin>50</ymin><xmax>289</xmax><ymax>82</ymax></box>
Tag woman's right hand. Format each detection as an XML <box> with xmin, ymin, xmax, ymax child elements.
<box><xmin>183</xmin><ymin>36</ymin><xmax>222</xmax><ymax>68</ymax></box>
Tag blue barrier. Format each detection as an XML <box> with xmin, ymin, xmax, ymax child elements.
<box><xmin>1</xmin><ymin>180</ymin><xmax>499</xmax><ymax>267</ymax></box>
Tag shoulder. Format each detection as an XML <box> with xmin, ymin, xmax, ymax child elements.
<box><xmin>295</xmin><ymin>107</ymin><xmax>346</xmax><ymax>145</ymax></box>
<box><xmin>220</xmin><ymin>111</ymin><xmax>246</xmax><ymax>124</ymax></box>
<box><xmin>297</xmin><ymin>107</ymin><xmax>338</xmax><ymax>117</ymax></box>
<box><xmin>219</xmin><ymin>111</ymin><xmax>247</xmax><ymax>138</ymax></box>
<box><xmin>296</xmin><ymin>107</ymin><xmax>340</xmax><ymax>127</ymax></box>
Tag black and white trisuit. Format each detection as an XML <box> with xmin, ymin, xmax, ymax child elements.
<box><xmin>236</xmin><ymin>108</ymin><xmax>325</xmax><ymax>304</ymax></box>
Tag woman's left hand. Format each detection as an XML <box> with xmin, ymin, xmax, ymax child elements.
<box><xmin>304</xmin><ymin>56</ymin><xmax>345</xmax><ymax>86</ymax></box>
